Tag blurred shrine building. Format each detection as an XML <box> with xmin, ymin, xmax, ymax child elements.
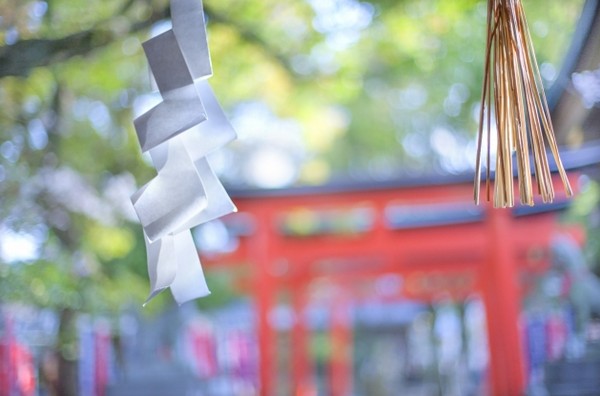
<box><xmin>202</xmin><ymin>169</ymin><xmax>593</xmax><ymax>396</ymax></box>
<box><xmin>199</xmin><ymin>2</ymin><xmax>600</xmax><ymax>395</ymax></box>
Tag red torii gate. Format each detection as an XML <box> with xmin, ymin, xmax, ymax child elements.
<box><xmin>202</xmin><ymin>173</ymin><xmax>579</xmax><ymax>396</ymax></box>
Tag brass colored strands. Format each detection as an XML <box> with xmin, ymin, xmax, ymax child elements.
<box><xmin>474</xmin><ymin>0</ymin><xmax>572</xmax><ymax>207</ymax></box>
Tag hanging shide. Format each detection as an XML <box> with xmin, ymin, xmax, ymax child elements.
<box><xmin>474</xmin><ymin>0</ymin><xmax>572</xmax><ymax>207</ymax></box>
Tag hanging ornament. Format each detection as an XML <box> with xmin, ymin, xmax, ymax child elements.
<box><xmin>474</xmin><ymin>0</ymin><xmax>573</xmax><ymax>207</ymax></box>
<box><xmin>131</xmin><ymin>0</ymin><xmax>237</xmax><ymax>305</ymax></box>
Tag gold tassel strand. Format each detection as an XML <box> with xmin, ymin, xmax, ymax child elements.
<box><xmin>474</xmin><ymin>0</ymin><xmax>573</xmax><ymax>207</ymax></box>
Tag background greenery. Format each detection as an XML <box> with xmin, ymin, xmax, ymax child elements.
<box><xmin>0</xmin><ymin>1</ymin><xmax>595</xmax><ymax>392</ymax></box>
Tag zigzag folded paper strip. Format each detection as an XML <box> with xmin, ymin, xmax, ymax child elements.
<box><xmin>131</xmin><ymin>137</ymin><xmax>208</xmax><ymax>243</ymax></box>
<box><xmin>139</xmin><ymin>158</ymin><xmax>235</xmax><ymax>305</ymax></box>
<box><xmin>175</xmin><ymin>158</ymin><xmax>237</xmax><ymax>232</ymax></box>
<box><xmin>134</xmin><ymin>0</ymin><xmax>213</xmax><ymax>152</ymax></box>
<box><xmin>131</xmin><ymin>0</ymin><xmax>237</xmax><ymax>305</ymax></box>
<box><xmin>135</xmin><ymin>30</ymin><xmax>207</xmax><ymax>152</ymax></box>
<box><xmin>131</xmin><ymin>137</ymin><xmax>236</xmax><ymax>241</ymax></box>
<box><xmin>132</xmin><ymin>81</ymin><xmax>237</xmax><ymax>243</ymax></box>
<box><xmin>181</xmin><ymin>81</ymin><xmax>237</xmax><ymax>160</ymax></box>
<box><xmin>171</xmin><ymin>0</ymin><xmax>212</xmax><ymax>80</ymax></box>
<box><xmin>143</xmin><ymin>230</ymin><xmax>210</xmax><ymax>306</ymax></box>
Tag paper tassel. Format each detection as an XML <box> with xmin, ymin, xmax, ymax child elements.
<box><xmin>474</xmin><ymin>0</ymin><xmax>572</xmax><ymax>207</ymax></box>
<box><xmin>131</xmin><ymin>0</ymin><xmax>237</xmax><ymax>304</ymax></box>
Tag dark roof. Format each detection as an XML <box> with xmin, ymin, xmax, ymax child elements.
<box><xmin>228</xmin><ymin>140</ymin><xmax>600</xmax><ymax>198</ymax></box>
<box><xmin>228</xmin><ymin>0</ymin><xmax>600</xmax><ymax>199</ymax></box>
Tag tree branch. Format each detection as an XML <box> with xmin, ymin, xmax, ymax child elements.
<box><xmin>0</xmin><ymin>3</ymin><xmax>294</xmax><ymax>79</ymax></box>
<box><xmin>0</xmin><ymin>5</ymin><xmax>170</xmax><ymax>78</ymax></box>
<box><xmin>203</xmin><ymin>4</ymin><xmax>295</xmax><ymax>74</ymax></box>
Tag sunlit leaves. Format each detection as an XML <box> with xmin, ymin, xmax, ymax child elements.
<box><xmin>84</xmin><ymin>224</ymin><xmax>135</xmax><ymax>261</ymax></box>
<box><xmin>0</xmin><ymin>0</ymin><xmax>587</xmax><ymax>312</ymax></box>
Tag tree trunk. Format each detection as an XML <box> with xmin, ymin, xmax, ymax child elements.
<box><xmin>57</xmin><ymin>307</ymin><xmax>79</xmax><ymax>396</ymax></box>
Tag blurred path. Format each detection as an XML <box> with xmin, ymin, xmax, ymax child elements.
<box><xmin>106</xmin><ymin>306</ymin><xmax>204</xmax><ymax>396</ymax></box>
<box><xmin>544</xmin><ymin>341</ymin><xmax>600</xmax><ymax>396</ymax></box>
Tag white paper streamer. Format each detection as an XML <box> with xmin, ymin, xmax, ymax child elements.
<box><xmin>135</xmin><ymin>30</ymin><xmax>207</xmax><ymax>152</ymax></box>
<box><xmin>143</xmin><ymin>230</ymin><xmax>210</xmax><ymax>306</ymax></box>
<box><xmin>131</xmin><ymin>0</ymin><xmax>236</xmax><ymax>305</ymax></box>
<box><xmin>171</xmin><ymin>0</ymin><xmax>213</xmax><ymax>80</ymax></box>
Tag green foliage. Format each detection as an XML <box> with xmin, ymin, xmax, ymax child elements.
<box><xmin>563</xmin><ymin>179</ymin><xmax>600</xmax><ymax>271</ymax></box>
<box><xmin>0</xmin><ymin>0</ymin><xmax>588</xmax><ymax>316</ymax></box>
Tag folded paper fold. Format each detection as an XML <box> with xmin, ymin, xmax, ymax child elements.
<box><xmin>135</xmin><ymin>30</ymin><xmax>207</xmax><ymax>152</ymax></box>
<box><xmin>169</xmin><ymin>231</ymin><xmax>211</xmax><ymax>304</ymax></box>
<box><xmin>181</xmin><ymin>81</ymin><xmax>237</xmax><ymax>160</ymax></box>
<box><xmin>143</xmin><ymin>230</ymin><xmax>210</xmax><ymax>305</ymax></box>
<box><xmin>143</xmin><ymin>232</ymin><xmax>176</xmax><ymax>304</ymax></box>
<box><xmin>171</xmin><ymin>0</ymin><xmax>213</xmax><ymax>80</ymax></box>
<box><xmin>131</xmin><ymin>0</ymin><xmax>236</xmax><ymax>305</ymax></box>
<box><xmin>132</xmin><ymin>137</ymin><xmax>208</xmax><ymax>243</ymax></box>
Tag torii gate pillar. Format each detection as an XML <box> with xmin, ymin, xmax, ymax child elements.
<box><xmin>482</xmin><ymin>206</ymin><xmax>526</xmax><ymax>395</ymax></box>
